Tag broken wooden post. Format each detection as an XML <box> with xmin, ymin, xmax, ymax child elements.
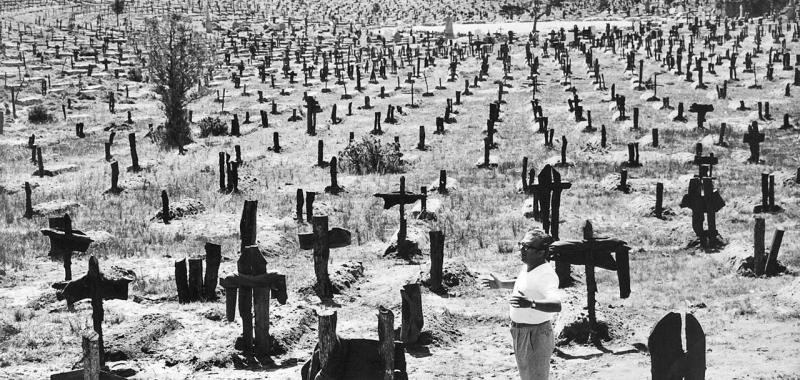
<box><xmin>296</xmin><ymin>189</ymin><xmax>305</xmax><ymax>222</ymax></box>
<box><xmin>161</xmin><ymin>190</ymin><xmax>170</xmax><ymax>224</ymax></box>
<box><xmin>218</xmin><ymin>152</ymin><xmax>226</xmax><ymax>192</ymax></box>
<box><xmin>24</xmin><ymin>182</ymin><xmax>34</xmax><ymax>219</ymax></box>
<box><xmin>325</xmin><ymin>157</ymin><xmax>344</xmax><ymax>194</ymax></box>
<box><xmin>240</xmin><ymin>200</ymin><xmax>258</xmax><ymax>252</ymax></box>
<box><xmin>188</xmin><ymin>257</ymin><xmax>204</xmax><ymax>302</ymax></box>
<box><xmin>655</xmin><ymin>183</ymin><xmax>664</xmax><ymax>218</ymax></box>
<box><xmin>378</xmin><ymin>306</ymin><xmax>395</xmax><ymax>380</ymax></box>
<box><xmin>126</xmin><ymin>133</ymin><xmax>140</xmax><ymax>172</ymax></box>
<box><xmin>428</xmin><ymin>231</ymin><xmax>444</xmax><ymax>293</ymax></box>
<box><xmin>53</xmin><ymin>256</ymin><xmax>134</xmax><ymax>367</ymax></box>
<box><xmin>298</xmin><ymin>216</ymin><xmax>351</xmax><ymax>301</ymax></box>
<box><xmin>36</xmin><ymin>147</ymin><xmax>44</xmax><ymax>177</ymax></box>
<box><xmin>175</xmin><ymin>258</ymin><xmax>190</xmax><ymax>303</ymax></box>
<box><xmin>754</xmin><ymin>217</ymin><xmax>766</xmax><ymax>276</ymax></box>
<box><xmin>306</xmin><ymin>192</ymin><xmax>316</xmax><ymax>222</ymax></box>
<box><xmin>765</xmin><ymin>228</ymin><xmax>785</xmax><ymax>276</ymax></box>
<box><xmin>648</xmin><ymin>312</ymin><xmax>706</xmax><ymax>380</ymax></box>
<box><xmin>400</xmin><ymin>283</ymin><xmax>423</xmax><ymax>345</ymax></box>
<box><xmin>203</xmin><ymin>243</ymin><xmax>222</xmax><ymax>300</ymax></box>
<box><xmin>438</xmin><ymin>170</ymin><xmax>448</xmax><ymax>195</ymax></box>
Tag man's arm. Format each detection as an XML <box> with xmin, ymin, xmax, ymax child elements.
<box><xmin>509</xmin><ymin>293</ymin><xmax>562</xmax><ymax>312</ymax></box>
<box><xmin>479</xmin><ymin>273</ymin><xmax>515</xmax><ymax>290</ymax></box>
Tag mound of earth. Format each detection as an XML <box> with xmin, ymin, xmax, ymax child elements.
<box><xmin>421</xmin><ymin>261</ymin><xmax>477</xmax><ymax>294</ymax></box>
<box><xmin>152</xmin><ymin>198</ymin><xmax>206</xmax><ymax>221</ymax></box>
<box><xmin>557</xmin><ymin>315</ymin><xmax>619</xmax><ymax>346</ymax></box>
<box><xmin>384</xmin><ymin>219</ymin><xmax>430</xmax><ymax>260</ymax></box>
<box><xmin>408</xmin><ymin>309</ymin><xmax>463</xmax><ymax>348</ymax></box>
<box><xmin>298</xmin><ymin>261</ymin><xmax>365</xmax><ymax>296</ymax></box>
<box><xmin>105</xmin><ymin>313</ymin><xmax>183</xmax><ymax>362</ymax></box>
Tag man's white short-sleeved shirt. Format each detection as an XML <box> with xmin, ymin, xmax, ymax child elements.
<box><xmin>509</xmin><ymin>262</ymin><xmax>561</xmax><ymax>324</ymax></box>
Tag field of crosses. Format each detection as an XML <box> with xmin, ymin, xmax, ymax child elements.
<box><xmin>1</xmin><ymin>0</ymin><xmax>800</xmax><ymax>378</ymax></box>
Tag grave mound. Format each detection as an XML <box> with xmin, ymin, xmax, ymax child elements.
<box><xmin>557</xmin><ymin>314</ymin><xmax>620</xmax><ymax>346</ymax></box>
<box><xmin>298</xmin><ymin>261</ymin><xmax>364</xmax><ymax>296</ymax></box>
<box><xmin>105</xmin><ymin>313</ymin><xmax>183</xmax><ymax>362</ymax></box>
<box><xmin>152</xmin><ymin>198</ymin><xmax>206</xmax><ymax>221</ymax></box>
<box><xmin>267</xmin><ymin>304</ymin><xmax>316</xmax><ymax>356</ymax></box>
<box><xmin>421</xmin><ymin>261</ymin><xmax>476</xmax><ymax>293</ymax></box>
<box><xmin>410</xmin><ymin>309</ymin><xmax>463</xmax><ymax>348</ymax></box>
<box><xmin>735</xmin><ymin>256</ymin><xmax>789</xmax><ymax>277</ymax></box>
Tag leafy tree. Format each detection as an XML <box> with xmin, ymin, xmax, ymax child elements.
<box><xmin>144</xmin><ymin>14</ymin><xmax>208</xmax><ymax>149</ymax></box>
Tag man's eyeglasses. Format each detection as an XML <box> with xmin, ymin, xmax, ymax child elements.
<box><xmin>518</xmin><ymin>242</ymin><xmax>545</xmax><ymax>251</ymax></box>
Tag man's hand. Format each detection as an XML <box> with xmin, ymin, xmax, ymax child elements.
<box><xmin>509</xmin><ymin>291</ymin><xmax>534</xmax><ymax>309</ymax></box>
<box><xmin>479</xmin><ymin>273</ymin><xmax>502</xmax><ymax>289</ymax></box>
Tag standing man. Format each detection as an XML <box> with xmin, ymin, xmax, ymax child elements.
<box><xmin>480</xmin><ymin>228</ymin><xmax>562</xmax><ymax>380</ymax></box>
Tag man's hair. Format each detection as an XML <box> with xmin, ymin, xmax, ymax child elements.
<box><xmin>520</xmin><ymin>228</ymin><xmax>554</xmax><ymax>248</ymax></box>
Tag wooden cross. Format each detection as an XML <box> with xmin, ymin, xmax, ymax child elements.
<box><xmin>548</xmin><ymin>220</ymin><xmax>631</xmax><ymax>330</ymax></box>
<box><xmin>52</xmin><ymin>256</ymin><xmax>134</xmax><ymax>367</ymax></box>
<box><xmin>742</xmin><ymin>121</ymin><xmax>765</xmax><ymax>163</ymax></box>
<box><xmin>373</xmin><ymin>176</ymin><xmax>426</xmax><ymax>259</ymax></box>
<box><xmin>529</xmin><ymin>165</ymin><xmax>572</xmax><ymax>287</ymax></box>
<box><xmin>298</xmin><ymin>215</ymin><xmax>351</xmax><ymax>301</ymax></box>
<box><xmin>40</xmin><ymin>214</ymin><xmax>93</xmax><ymax>280</ymax></box>
<box><xmin>220</xmin><ymin>245</ymin><xmax>287</xmax><ymax>360</ymax></box>
<box><xmin>679</xmin><ymin>177</ymin><xmax>726</xmax><ymax>249</ymax></box>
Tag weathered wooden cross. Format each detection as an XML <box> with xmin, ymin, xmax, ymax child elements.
<box><xmin>52</xmin><ymin>256</ymin><xmax>134</xmax><ymax>367</ymax></box>
<box><xmin>679</xmin><ymin>177</ymin><xmax>726</xmax><ymax>249</ymax></box>
<box><xmin>298</xmin><ymin>215</ymin><xmax>351</xmax><ymax>301</ymax></box>
<box><xmin>529</xmin><ymin>165</ymin><xmax>573</xmax><ymax>286</ymax></box>
<box><xmin>742</xmin><ymin>121</ymin><xmax>765</xmax><ymax>163</ymax></box>
<box><xmin>41</xmin><ymin>214</ymin><xmax>93</xmax><ymax>281</ymax></box>
<box><xmin>373</xmin><ymin>176</ymin><xmax>426</xmax><ymax>259</ymax></box>
<box><xmin>548</xmin><ymin>220</ymin><xmax>631</xmax><ymax>331</ymax></box>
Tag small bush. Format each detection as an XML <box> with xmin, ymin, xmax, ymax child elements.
<box><xmin>27</xmin><ymin>105</ymin><xmax>54</xmax><ymax>124</ymax></box>
<box><xmin>127</xmin><ymin>68</ymin><xmax>143</xmax><ymax>82</ymax></box>
<box><xmin>338</xmin><ymin>136</ymin><xmax>403</xmax><ymax>175</ymax></box>
<box><xmin>198</xmin><ymin>116</ymin><xmax>227</xmax><ymax>137</ymax></box>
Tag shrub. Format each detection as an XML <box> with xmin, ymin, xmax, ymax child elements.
<box><xmin>198</xmin><ymin>116</ymin><xmax>227</xmax><ymax>137</ymax></box>
<box><xmin>28</xmin><ymin>105</ymin><xmax>54</xmax><ymax>124</ymax></box>
<box><xmin>337</xmin><ymin>136</ymin><xmax>403</xmax><ymax>175</ymax></box>
<box><xmin>127</xmin><ymin>68</ymin><xmax>143</xmax><ymax>82</ymax></box>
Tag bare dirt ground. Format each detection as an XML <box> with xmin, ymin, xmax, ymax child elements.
<box><xmin>2</xmin><ymin>0</ymin><xmax>800</xmax><ymax>379</ymax></box>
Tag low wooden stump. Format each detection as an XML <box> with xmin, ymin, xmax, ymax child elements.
<box><xmin>50</xmin><ymin>329</ymin><xmax>125</xmax><ymax>380</ymax></box>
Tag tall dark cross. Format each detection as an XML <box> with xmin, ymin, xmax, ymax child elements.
<box><xmin>679</xmin><ymin>177</ymin><xmax>726</xmax><ymax>250</ymax></box>
<box><xmin>40</xmin><ymin>214</ymin><xmax>93</xmax><ymax>281</ymax></box>
<box><xmin>529</xmin><ymin>165</ymin><xmax>572</xmax><ymax>287</ymax></box>
<box><xmin>52</xmin><ymin>256</ymin><xmax>134</xmax><ymax>367</ymax></box>
<box><xmin>298</xmin><ymin>216</ymin><xmax>351</xmax><ymax>301</ymax></box>
<box><xmin>548</xmin><ymin>220</ymin><xmax>631</xmax><ymax>330</ymax></box>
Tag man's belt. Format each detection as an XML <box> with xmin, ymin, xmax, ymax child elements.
<box><xmin>511</xmin><ymin>320</ymin><xmax>550</xmax><ymax>328</ymax></box>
